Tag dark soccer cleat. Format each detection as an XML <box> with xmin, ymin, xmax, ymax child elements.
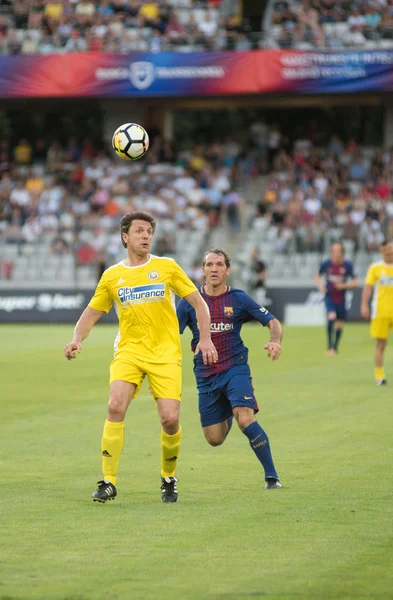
<box><xmin>376</xmin><ymin>379</ymin><xmax>388</xmax><ymax>386</ymax></box>
<box><xmin>161</xmin><ymin>476</ymin><xmax>178</xmax><ymax>503</ymax></box>
<box><xmin>92</xmin><ymin>480</ymin><xmax>117</xmax><ymax>503</ymax></box>
<box><xmin>265</xmin><ymin>477</ymin><xmax>282</xmax><ymax>490</ymax></box>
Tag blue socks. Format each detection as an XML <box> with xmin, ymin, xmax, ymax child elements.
<box><xmin>243</xmin><ymin>421</ymin><xmax>278</xmax><ymax>480</ymax></box>
<box><xmin>327</xmin><ymin>319</ymin><xmax>335</xmax><ymax>349</ymax></box>
<box><xmin>334</xmin><ymin>328</ymin><xmax>343</xmax><ymax>351</ymax></box>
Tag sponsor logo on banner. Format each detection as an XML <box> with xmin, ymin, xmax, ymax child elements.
<box><xmin>0</xmin><ymin>293</ymin><xmax>85</xmax><ymax>313</ymax></box>
<box><xmin>118</xmin><ymin>284</ymin><xmax>166</xmax><ymax>305</ymax></box>
<box><xmin>129</xmin><ymin>61</ymin><xmax>155</xmax><ymax>90</ymax></box>
<box><xmin>95</xmin><ymin>62</ymin><xmax>225</xmax><ymax>90</ymax></box>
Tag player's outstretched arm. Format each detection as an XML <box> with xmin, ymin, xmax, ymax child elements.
<box><xmin>360</xmin><ymin>285</ymin><xmax>373</xmax><ymax>320</ymax></box>
<box><xmin>183</xmin><ymin>291</ymin><xmax>218</xmax><ymax>365</ymax></box>
<box><xmin>264</xmin><ymin>318</ymin><xmax>283</xmax><ymax>361</ymax></box>
<box><xmin>64</xmin><ymin>306</ymin><xmax>105</xmax><ymax>360</ymax></box>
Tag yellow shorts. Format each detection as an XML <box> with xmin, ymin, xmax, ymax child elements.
<box><xmin>110</xmin><ymin>352</ymin><xmax>182</xmax><ymax>400</ymax></box>
<box><xmin>370</xmin><ymin>318</ymin><xmax>393</xmax><ymax>339</ymax></box>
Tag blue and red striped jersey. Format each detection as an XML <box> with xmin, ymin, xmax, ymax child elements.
<box><xmin>319</xmin><ymin>259</ymin><xmax>356</xmax><ymax>304</ymax></box>
<box><xmin>177</xmin><ymin>286</ymin><xmax>275</xmax><ymax>378</ymax></box>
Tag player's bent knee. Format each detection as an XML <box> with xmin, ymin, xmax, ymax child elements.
<box><xmin>160</xmin><ymin>413</ymin><xmax>180</xmax><ymax>434</ymax></box>
<box><xmin>233</xmin><ymin>407</ymin><xmax>255</xmax><ymax>431</ymax></box>
<box><xmin>204</xmin><ymin>432</ymin><xmax>225</xmax><ymax>446</ymax></box>
<box><xmin>108</xmin><ymin>396</ymin><xmax>128</xmax><ymax>420</ymax></box>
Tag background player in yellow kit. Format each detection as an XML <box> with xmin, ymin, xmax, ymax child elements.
<box><xmin>361</xmin><ymin>240</ymin><xmax>393</xmax><ymax>386</ymax></box>
<box><xmin>64</xmin><ymin>212</ymin><xmax>217</xmax><ymax>503</ymax></box>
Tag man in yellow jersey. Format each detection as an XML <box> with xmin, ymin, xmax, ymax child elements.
<box><xmin>64</xmin><ymin>212</ymin><xmax>217</xmax><ymax>503</ymax></box>
<box><xmin>361</xmin><ymin>240</ymin><xmax>393</xmax><ymax>386</ymax></box>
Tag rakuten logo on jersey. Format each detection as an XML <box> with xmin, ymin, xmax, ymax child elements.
<box><xmin>211</xmin><ymin>322</ymin><xmax>234</xmax><ymax>332</ymax></box>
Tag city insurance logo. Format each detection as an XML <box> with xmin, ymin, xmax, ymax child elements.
<box><xmin>129</xmin><ymin>61</ymin><xmax>155</xmax><ymax>90</ymax></box>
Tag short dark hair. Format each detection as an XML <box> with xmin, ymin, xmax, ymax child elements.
<box><xmin>381</xmin><ymin>239</ymin><xmax>391</xmax><ymax>247</ymax></box>
<box><xmin>120</xmin><ymin>212</ymin><xmax>156</xmax><ymax>248</ymax></box>
<box><xmin>331</xmin><ymin>241</ymin><xmax>344</xmax><ymax>252</ymax></box>
<box><xmin>202</xmin><ymin>248</ymin><xmax>231</xmax><ymax>268</ymax></box>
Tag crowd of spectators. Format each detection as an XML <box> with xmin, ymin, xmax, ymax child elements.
<box><xmin>0</xmin><ymin>0</ymin><xmax>261</xmax><ymax>55</ymax></box>
<box><xmin>270</xmin><ymin>0</ymin><xmax>393</xmax><ymax>49</ymax></box>
<box><xmin>0</xmin><ymin>133</ymin><xmax>248</xmax><ymax>278</ymax></box>
<box><xmin>3</xmin><ymin>0</ymin><xmax>393</xmax><ymax>55</ymax></box>
<box><xmin>251</xmin><ymin>130</ymin><xmax>393</xmax><ymax>255</ymax></box>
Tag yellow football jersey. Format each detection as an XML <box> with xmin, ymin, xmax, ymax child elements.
<box><xmin>88</xmin><ymin>256</ymin><xmax>197</xmax><ymax>363</ymax></box>
<box><xmin>365</xmin><ymin>261</ymin><xmax>393</xmax><ymax>319</ymax></box>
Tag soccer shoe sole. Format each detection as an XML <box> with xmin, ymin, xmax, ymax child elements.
<box><xmin>92</xmin><ymin>497</ymin><xmax>116</xmax><ymax>503</ymax></box>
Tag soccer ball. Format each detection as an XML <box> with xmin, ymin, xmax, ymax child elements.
<box><xmin>112</xmin><ymin>123</ymin><xmax>149</xmax><ymax>160</ymax></box>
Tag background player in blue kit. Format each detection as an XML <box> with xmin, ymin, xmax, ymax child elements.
<box><xmin>315</xmin><ymin>242</ymin><xmax>358</xmax><ymax>356</ymax></box>
<box><xmin>177</xmin><ymin>248</ymin><xmax>283</xmax><ymax>490</ymax></box>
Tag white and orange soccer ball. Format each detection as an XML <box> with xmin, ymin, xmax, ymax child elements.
<box><xmin>112</xmin><ymin>123</ymin><xmax>149</xmax><ymax>160</ymax></box>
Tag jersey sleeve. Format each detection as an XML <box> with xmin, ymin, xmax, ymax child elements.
<box><xmin>176</xmin><ymin>299</ymin><xmax>191</xmax><ymax>334</ymax></box>
<box><xmin>347</xmin><ymin>261</ymin><xmax>356</xmax><ymax>279</ymax></box>
<box><xmin>170</xmin><ymin>260</ymin><xmax>198</xmax><ymax>298</ymax></box>
<box><xmin>88</xmin><ymin>273</ymin><xmax>113</xmax><ymax>313</ymax></box>
<box><xmin>365</xmin><ymin>264</ymin><xmax>377</xmax><ymax>286</ymax></box>
<box><xmin>319</xmin><ymin>260</ymin><xmax>329</xmax><ymax>275</ymax></box>
<box><xmin>242</xmin><ymin>292</ymin><xmax>275</xmax><ymax>325</ymax></box>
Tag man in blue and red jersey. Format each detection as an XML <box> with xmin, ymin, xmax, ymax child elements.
<box><xmin>315</xmin><ymin>242</ymin><xmax>358</xmax><ymax>356</ymax></box>
<box><xmin>177</xmin><ymin>248</ymin><xmax>283</xmax><ymax>490</ymax></box>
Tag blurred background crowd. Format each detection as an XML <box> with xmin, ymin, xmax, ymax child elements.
<box><xmin>0</xmin><ymin>0</ymin><xmax>262</xmax><ymax>54</ymax></box>
<box><xmin>0</xmin><ymin>132</ymin><xmax>246</xmax><ymax>280</ymax></box>
<box><xmin>2</xmin><ymin>0</ymin><xmax>393</xmax><ymax>55</ymax></box>
<box><xmin>0</xmin><ymin>0</ymin><xmax>392</xmax><ymax>287</ymax></box>
<box><xmin>271</xmin><ymin>0</ymin><xmax>393</xmax><ymax>49</ymax></box>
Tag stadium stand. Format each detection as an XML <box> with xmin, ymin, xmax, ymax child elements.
<box><xmin>0</xmin><ymin>135</ymin><xmax>247</xmax><ymax>285</ymax></box>
<box><xmin>2</xmin><ymin>120</ymin><xmax>392</xmax><ymax>288</ymax></box>
<box><xmin>0</xmin><ymin>0</ymin><xmax>264</xmax><ymax>54</ymax></box>
<box><xmin>236</xmin><ymin>130</ymin><xmax>393</xmax><ymax>284</ymax></box>
<box><xmin>267</xmin><ymin>0</ymin><xmax>393</xmax><ymax>49</ymax></box>
<box><xmin>1</xmin><ymin>2</ymin><xmax>392</xmax><ymax>290</ymax></box>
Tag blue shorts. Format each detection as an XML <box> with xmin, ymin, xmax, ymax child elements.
<box><xmin>325</xmin><ymin>299</ymin><xmax>347</xmax><ymax>320</ymax></box>
<box><xmin>196</xmin><ymin>363</ymin><xmax>259</xmax><ymax>428</ymax></box>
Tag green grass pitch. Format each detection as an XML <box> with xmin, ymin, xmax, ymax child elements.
<box><xmin>1</xmin><ymin>323</ymin><xmax>393</xmax><ymax>600</ymax></box>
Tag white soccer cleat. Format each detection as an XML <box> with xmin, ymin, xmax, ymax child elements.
<box><xmin>265</xmin><ymin>477</ymin><xmax>282</xmax><ymax>490</ymax></box>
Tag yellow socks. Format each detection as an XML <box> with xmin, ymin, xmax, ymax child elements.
<box><xmin>101</xmin><ymin>421</ymin><xmax>181</xmax><ymax>483</ymax></box>
<box><xmin>161</xmin><ymin>426</ymin><xmax>182</xmax><ymax>478</ymax></box>
<box><xmin>375</xmin><ymin>367</ymin><xmax>385</xmax><ymax>382</ymax></box>
<box><xmin>101</xmin><ymin>419</ymin><xmax>124</xmax><ymax>486</ymax></box>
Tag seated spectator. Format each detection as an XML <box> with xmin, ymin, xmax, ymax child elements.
<box><xmin>375</xmin><ymin>176</ymin><xmax>392</xmax><ymax>200</ymax></box>
<box><xmin>51</xmin><ymin>235</ymin><xmax>70</xmax><ymax>255</ymax></box>
<box><xmin>139</xmin><ymin>1</ymin><xmax>159</xmax><ymax>24</ymax></box>
<box><xmin>347</xmin><ymin>7</ymin><xmax>366</xmax><ymax>30</ymax></box>
<box><xmin>346</xmin><ymin>24</ymin><xmax>366</xmax><ymax>46</ymax></box>
<box><xmin>360</xmin><ymin>213</ymin><xmax>385</xmax><ymax>251</ymax></box>
<box><xmin>13</xmin><ymin>138</ymin><xmax>32</xmax><ymax>165</ymax></box>
<box><xmin>349</xmin><ymin>153</ymin><xmax>368</xmax><ymax>182</ymax></box>
<box><xmin>21</xmin><ymin>32</ymin><xmax>39</xmax><ymax>54</ymax></box>
<box><xmin>10</xmin><ymin>180</ymin><xmax>31</xmax><ymax>208</ymax></box>
<box><xmin>44</xmin><ymin>1</ymin><xmax>64</xmax><ymax>23</ymax></box>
